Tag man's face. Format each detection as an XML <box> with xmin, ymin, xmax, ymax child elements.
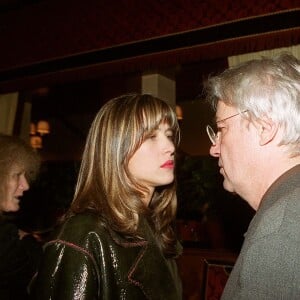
<box><xmin>209</xmin><ymin>101</ymin><xmax>259</xmax><ymax>200</ymax></box>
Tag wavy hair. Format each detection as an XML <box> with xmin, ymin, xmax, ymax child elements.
<box><xmin>0</xmin><ymin>134</ymin><xmax>40</xmax><ymax>209</ymax></box>
<box><xmin>70</xmin><ymin>94</ymin><xmax>180</xmax><ymax>257</ymax></box>
<box><xmin>205</xmin><ymin>53</ymin><xmax>300</xmax><ymax>156</ymax></box>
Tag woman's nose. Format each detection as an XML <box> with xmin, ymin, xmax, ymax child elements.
<box><xmin>165</xmin><ymin>138</ymin><xmax>175</xmax><ymax>154</ymax></box>
<box><xmin>19</xmin><ymin>175</ymin><xmax>30</xmax><ymax>191</ymax></box>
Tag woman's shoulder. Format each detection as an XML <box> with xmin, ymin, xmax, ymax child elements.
<box><xmin>0</xmin><ymin>219</ymin><xmax>19</xmax><ymax>240</ymax></box>
<box><xmin>66</xmin><ymin>211</ymin><xmax>104</xmax><ymax>225</ymax></box>
<box><xmin>0</xmin><ymin>217</ymin><xmax>18</xmax><ymax>229</ymax></box>
<box><xmin>44</xmin><ymin>212</ymin><xmax>126</xmax><ymax>260</ymax></box>
<box><xmin>41</xmin><ymin>212</ymin><xmax>111</xmax><ymax>261</ymax></box>
<box><xmin>56</xmin><ymin>211</ymin><xmax>107</xmax><ymax>239</ymax></box>
<box><xmin>0</xmin><ymin>220</ymin><xmax>20</xmax><ymax>257</ymax></box>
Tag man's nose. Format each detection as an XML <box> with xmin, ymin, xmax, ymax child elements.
<box><xmin>209</xmin><ymin>143</ymin><xmax>220</xmax><ymax>157</ymax></box>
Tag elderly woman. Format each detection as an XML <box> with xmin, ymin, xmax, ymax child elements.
<box><xmin>0</xmin><ymin>134</ymin><xmax>41</xmax><ymax>300</ymax></box>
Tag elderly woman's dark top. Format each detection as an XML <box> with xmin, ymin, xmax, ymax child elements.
<box><xmin>0</xmin><ymin>218</ymin><xmax>42</xmax><ymax>300</ymax></box>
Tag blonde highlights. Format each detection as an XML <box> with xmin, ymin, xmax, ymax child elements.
<box><xmin>71</xmin><ymin>94</ymin><xmax>180</xmax><ymax>256</ymax></box>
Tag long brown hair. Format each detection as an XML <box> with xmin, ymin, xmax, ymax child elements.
<box><xmin>70</xmin><ymin>94</ymin><xmax>180</xmax><ymax>257</ymax></box>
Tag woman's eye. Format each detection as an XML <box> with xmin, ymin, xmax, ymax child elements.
<box><xmin>147</xmin><ymin>132</ymin><xmax>156</xmax><ymax>139</ymax></box>
<box><xmin>167</xmin><ymin>134</ymin><xmax>174</xmax><ymax>140</ymax></box>
<box><xmin>12</xmin><ymin>172</ymin><xmax>21</xmax><ymax>179</ymax></box>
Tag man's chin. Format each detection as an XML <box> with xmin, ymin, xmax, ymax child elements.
<box><xmin>223</xmin><ymin>179</ymin><xmax>235</xmax><ymax>193</ymax></box>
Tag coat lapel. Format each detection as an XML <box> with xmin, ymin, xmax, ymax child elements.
<box><xmin>107</xmin><ymin>218</ymin><xmax>180</xmax><ymax>299</ymax></box>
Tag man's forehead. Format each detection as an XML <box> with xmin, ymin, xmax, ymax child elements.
<box><xmin>216</xmin><ymin>102</ymin><xmax>237</xmax><ymax>119</ymax></box>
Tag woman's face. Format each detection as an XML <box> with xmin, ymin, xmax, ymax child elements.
<box><xmin>128</xmin><ymin>122</ymin><xmax>175</xmax><ymax>205</ymax></box>
<box><xmin>0</xmin><ymin>164</ymin><xmax>30</xmax><ymax>212</ymax></box>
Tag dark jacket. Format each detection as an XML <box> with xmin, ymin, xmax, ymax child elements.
<box><xmin>32</xmin><ymin>212</ymin><xmax>182</xmax><ymax>299</ymax></box>
<box><xmin>0</xmin><ymin>219</ymin><xmax>42</xmax><ymax>300</ymax></box>
<box><xmin>222</xmin><ymin>164</ymin><xmax>300</xmax><ymax>299</ymax></box>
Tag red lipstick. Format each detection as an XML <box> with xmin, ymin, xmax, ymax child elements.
<box><xmin>160</xmin><ymin>160</ymin><xmax>174</xmax><ymax>168</ymax></box>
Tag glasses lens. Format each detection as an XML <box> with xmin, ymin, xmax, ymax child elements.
<box><xmin>206</xmin><ymin>125</ymin><xmax>216</xmax><ymax>145</ymax></box>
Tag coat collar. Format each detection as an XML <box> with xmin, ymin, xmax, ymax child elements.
<box><xmin>245</xmin><ymin>164</ymin><xmax>300</xmax><ymax>241</ymax></box>
<box><xmin>106</xmin><ymin>217</ymin><xmax>181</xmax><ymax>299</ymax></box>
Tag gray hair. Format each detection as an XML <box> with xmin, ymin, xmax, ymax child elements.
<box><xmin>205</xmin><ymin>53</ymin><xmax>300</xmax><ymax>155</ymax></box>
<box><xmin>0</xmin><ymin>134</ymin><xmax>40</xmax><ymax>207</ymax></box>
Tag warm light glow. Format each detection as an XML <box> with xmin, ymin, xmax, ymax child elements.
<box><xmin>30</xmin><ymin>122</ymin><xmax>36</xmax><ymax>135</ymax></box>
<box><xmin>30</xmin><ymin>136</ymin><xmax>43</xmax><ymax>149</ymax></box>
<box><xmin>30</xmin><ymin>119</ymin><xmax>50</xmax><ymax>149</ymax></box>
<box><xmin>37</xmin><ymin>120</ymin><xmax>50</xmax><ymax>135</ymax></box>
<box><xmin>176</xmin><ymin>105</ymin><xmax>183</xmax><ymax>120</ymax></box>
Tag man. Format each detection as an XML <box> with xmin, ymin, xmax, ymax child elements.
<box><xmin>205</xmin><ymin>53</ymin><xmax>300</xmax><ymax>299</ymax></box>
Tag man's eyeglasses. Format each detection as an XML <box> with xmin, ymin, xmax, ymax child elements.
<box><xmin>206</xmin><ymin>110</ymin><xmax>248</xmax><ymax>145</ymax></box>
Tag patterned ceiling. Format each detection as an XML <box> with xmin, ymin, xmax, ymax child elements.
<box><xmin>0</xmin><ymin>0</ymin><xmax>298</xmax><ymax>159</ymax></box>
<box><xmin>0</xmin><ymin>0</ymin><xmax>299</xmax><ymax>91</ymax></box>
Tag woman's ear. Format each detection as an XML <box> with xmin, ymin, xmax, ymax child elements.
<box><xmin>255</xmin><ymin>117</ymin><xmax>279</xmax><ymax>146</ymax></box>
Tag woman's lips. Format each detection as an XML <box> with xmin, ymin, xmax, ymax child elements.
<box><xmin>160</xmin><ymin>160</ymin><xmax>174</xmax><ymax>168</ymax></box>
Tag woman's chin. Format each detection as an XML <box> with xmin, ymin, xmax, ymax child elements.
<box><xmin>3</xmin><ymin>199</ymin><xmax>20</xmax><ymax>213</ymax></box>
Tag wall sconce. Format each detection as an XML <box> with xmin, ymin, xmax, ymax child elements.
<box><xmin>37</xmin><ymin>120</ymin><xmax>50</xmax><ymax>135</ymax></box>
<box><xmin>30</xmin><ymin>120</ymin><xmax>50</xmax><ymax>149</ymax></box>
<box><xmin>176</xmin><ymin>105</ymin><xmax>183</xmax><ymax>120</ymax></box>
<box><xmin>30</xmin><ymin>123</ymin><xmax>36</xmax><ymax>135</ymax></box>
<box><xmin>30</xmin><ymin>135</ymin><xmax>43</xmax><ymax>149</ymax></box>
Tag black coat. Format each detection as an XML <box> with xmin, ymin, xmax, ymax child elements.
<box><xmin>0</xmin><ymin>219</ymin><xmax>42</xmax><ymax>300</ymax></box>
<box><xmin>32</xmin><ymin>212</ymin><xmax>182</xmax><ymax>299</ymax></box>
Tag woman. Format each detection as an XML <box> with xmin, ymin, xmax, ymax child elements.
<box><xmin>32</xmin><ymin>94</ymin><xmax>182</xmax><ymax>299</ymax></box>
<box><xmin>0</xmin><ymin>134</ymin><xmax>41</xmax><ymax>300</ymax></box>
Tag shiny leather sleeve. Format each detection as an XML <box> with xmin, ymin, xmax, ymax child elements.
<box><xmin>31</xmin><ymin>213</ymin><xmax>182</xmax><ymax>300</ymax></box>
<box><xmin>32</xmin><ymin>239</ymin><xmax>100</xmax><ymax>300</ymax></box>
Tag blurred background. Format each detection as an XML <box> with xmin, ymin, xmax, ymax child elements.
<box><xmin>0</xmin><ymin>1</ymin><xmax>299</xmax><ymax>297</ymax></box>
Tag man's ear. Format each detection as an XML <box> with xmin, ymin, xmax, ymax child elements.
<box><xmin>255</xmin><ymin>117</ymin><xmax>278</xmax><ymax>146</ymax></box>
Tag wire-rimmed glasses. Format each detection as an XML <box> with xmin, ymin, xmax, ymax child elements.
<box><xmin>206</xmin><ymin>110</ymin><xmax>248</xmax><ymax>145</ymax></box>
<box><xmin>206</xmin><ymin>125</ymin><xmax>218</xmax><ymax>145</ymax></box>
